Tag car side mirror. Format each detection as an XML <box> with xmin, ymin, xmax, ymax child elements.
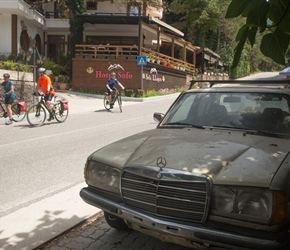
<box><xmin>153</xmin><ymin>112</ymin><xmax>164</xmax><ymax>122</ymax></box>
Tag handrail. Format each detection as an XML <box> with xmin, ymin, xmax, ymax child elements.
<box><xmin>74</xmin><ymin>44</ymin><xmax>196</xmax><ymax>73</ymax></box>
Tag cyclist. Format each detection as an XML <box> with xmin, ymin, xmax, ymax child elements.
<box><xmin>1</xmin><ymin>73</ymin><xmax>16</xmax><ymax>125</ymax></box>
<box><xmin>35</xmin><ymin>67</ymin><xmax>56</xmax><ymax>121</ymax></box>
<box><xmin>106</xmin><ymin>72</ymin><xmax>125</xmax><ymax>109</ymax></box>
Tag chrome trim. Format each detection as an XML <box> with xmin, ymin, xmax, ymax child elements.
<box><xmin>121</xmin><ymin>166</ymin><xmax>211</xmax><ymax>223</ymax></box>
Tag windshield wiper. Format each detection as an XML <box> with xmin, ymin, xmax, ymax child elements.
<box><xmin>246</xmin><ymin>130</ymin><xmax>281</xmax><ymax>137</ymax></box>
<box><xmin>162</xmin><ymin>122</ymin><xmax>205</xmax><ymax>129</ymax></box>
<box><xmin>209</xmin><ymin>126</ymin><xmax>290</xmax><ymax>138</ymax></box>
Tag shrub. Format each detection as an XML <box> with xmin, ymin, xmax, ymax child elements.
<box><xmin>145</xmin><ymin>89</ymin><xmax>158</xmax><ymax>97</ymax></box>
<box><xmin>136</xmin><ymin>89</ymin><xmax>144</xmax><ymax>97</ymax></box>
<box><xmin>0</xmin><ymin>61</ymin><xmax>31</xmax><ymax>72</ymax></box>
<box><xmin>125</xmin><ymin>89</ymin><xmax>134</xmax><ymax>97</ymax></box>
<box><xmin>42</xmin><ymin>57</ymin><xmax>62</xmax><ymax>76</ymax></box>
<box><xmin>7</xmin><ymin>54</ymin><xmax>17</xmax><ymax>62</ymax></box>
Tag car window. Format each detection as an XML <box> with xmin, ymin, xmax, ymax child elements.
<box><xmin>161</xmin><ymin>91</ymin><xmax>290</xmax><ymax>135</ymax></box>
<box><xmin>164</xmin><ymin>94</ymin><xmax>197</xmax><ymax>123</ymax></box>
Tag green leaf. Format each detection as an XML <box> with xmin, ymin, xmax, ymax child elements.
<box><xmin>248</xmin><ymin>27</ymin><xmax>258</xmax><ymax>46</ymax></box>
<box><xmin>225</xmin><ymin>0</ymin><xmax>252</xmax><ymax>18</ymax></box>
<box><xmin>269</xmin><ymin>0</ymin><xmax>290</xmax><ymax>33</ymax></box>
<box><xmin>235</xmin><ymin>24</ymin><xmax>249</xmax><ymax>42</ymax></box>
<box><xmin>246</xmin><ymin>0</ymin><xmax>269</xmax><ymax>29</ymax></box>
<box><xmin>232</xmin><ymin>26</ymin><xmax>249</xmax><ymax>68</ymax></box>
<box><xmin>260</xmin><ymin>28</ymin><xmax>289</xmax><ymax>65</ymax></box>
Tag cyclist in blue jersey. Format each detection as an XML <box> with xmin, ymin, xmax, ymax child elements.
<box><xmin>1</xmin><ymin>73</ymin><xmax>16</xmax><ymax>125</ymax></box>
<box><xmin>106</xmin><ymin>72</ymin><xmax>125</xmax><ymax>109</ymax></box>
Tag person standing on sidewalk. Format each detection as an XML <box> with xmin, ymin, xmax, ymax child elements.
<box><xmin>35</xmin><ymin>67</ymin><xmax>56</xmax><ymax>121</ymax></box>
<box><xmin>1</xmin><ymin>73</ymin><xmax>16</xmax><ymax>125</ymax></box>
<box><xmin>106</xmin><ymin>72</ymin><xmax>124</xmax><ymax>109</ymax></box>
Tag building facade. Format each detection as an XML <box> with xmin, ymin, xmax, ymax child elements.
<box><xmin>0</xmin><ymin>0</ymin><xmax>226</xmax><ymax>93</ymax></box>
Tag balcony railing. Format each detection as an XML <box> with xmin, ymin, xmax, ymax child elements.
<box><xmin>24</xmin><ymin>0</ymin><xmax>44</xmax><ymax>15</ymax></box>
<box><xmin>74</xmin><ymin>44</ymin><xmax>196</xmax><ymax>73</ymax></box>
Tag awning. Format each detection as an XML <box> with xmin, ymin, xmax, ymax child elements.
<box><xmin>74</xmin><ymin>14</ymin><xmax>184</xmax><ymax>37</ymax></box>
<box><xmin>150</xmin><ymin>16</ymin><xmax>184</xmax><ymax>37</ymax></box>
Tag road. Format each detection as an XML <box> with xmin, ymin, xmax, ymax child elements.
<box><xmin>0</xmin><ymin>72</ymin><xmax>286</xmax><ymax>250</ymax></box>
<box><xmin>0</xmin><ymin>91</ymin><xmax>179</xmax><ymax>250</ymax></box>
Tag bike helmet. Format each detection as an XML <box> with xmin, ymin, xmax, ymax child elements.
<box><xmin>38</xmin><ymin>67</ymin><xmax>46</xmax><ymax>73</ymax></box>
<box><xmin>3</xmin><ymin>73</ymin><xmax>10</xmax><ymax>78</ymax></box>
<box><xmin>111</xmin><ymin>72</ymin><xmax>116</xmax><ymax>77</ymax></box>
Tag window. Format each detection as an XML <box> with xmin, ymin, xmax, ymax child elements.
<box><xmin>86</xmin><ymin>36</ymin><xmax>138</xmax><ymax>45</ymax></box>
<box><xmin>20</xmin><ymin>30</ymin><xmax>29</xmax><ymax>51</ymax></box>
<box><xmin>86</xmin><ymin>1</ymin><xmax>97</xmax><ymax>10</ymax></box>
<box><xmin>127</xmin><ymin>2</ymin><xmax>140</xmax><ymax>16</ymax></box>
<box><xmin>35</xmin><ymin>34</ymin><xmax>42</xmax><ymax>54</ymax></box>
<box><xmin>47</xmin><ymin>35</ymin><xmax>65</xmax><ymax>61</ymax></box>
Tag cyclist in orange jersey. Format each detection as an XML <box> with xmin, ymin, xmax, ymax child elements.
<box><xmin>35</xmin><ymin>67</ymin><xmax>56</xmax><ymax>121</ymax></box>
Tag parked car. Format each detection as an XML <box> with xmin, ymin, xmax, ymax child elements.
<box><xmin>80</xmin><ymin>80</ymin><xmax>290</xmax><ymax>250</ymax></box>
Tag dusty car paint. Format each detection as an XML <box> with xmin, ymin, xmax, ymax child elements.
<box><xmin>82</xmin><ymin>80</ymin><xmax>290</xmax><ymax>250</ymax></box>
<box><xmin>89</xmin><ymin>128</ymin><xmax>289</xmax><ymax>188</ymax></box>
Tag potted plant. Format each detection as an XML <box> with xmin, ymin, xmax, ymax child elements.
<box><xmin>58</xmin><ymin>74</ymin><xmax>67</xmax><ymax>90</ymax></box>
<box><xmin>58</xmin><ymin>74</ymin><xmax>65</xmax><ymax>82</ymax></box>
<box><xmin>148</xmin><ymin>54</ymin><xmax>156</xmax><ymax>63</ymax></box>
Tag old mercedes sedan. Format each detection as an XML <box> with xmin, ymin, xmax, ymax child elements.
<box><xmin>80</xmin><ymin>80</ymin><xmax>290</xmax><ymax>249</ymax></box>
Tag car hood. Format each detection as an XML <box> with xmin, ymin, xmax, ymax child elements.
<box><xmin>89</xmin><ymin>128</ymin><xmax>290</xmax><ymax>188</ymax></box>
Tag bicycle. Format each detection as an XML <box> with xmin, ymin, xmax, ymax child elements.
<box><xmin>103</xmin><ymin>89</ymin><xmax>122</xmax><ymax>112</ymax></box>
<box><xmin>26</xmin><ymin>93</ymin><xmax>69</xmax><ymax>127</ymax></box>
<box><xmin>0</xmin><ymin>97</ymin><xmax>27</xmax><ymax>122</ymax></box>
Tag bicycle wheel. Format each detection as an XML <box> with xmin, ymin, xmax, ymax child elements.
<box><xmin>0</xmin><ymin>106</ymin><xmax>7</xmax><ymax>118</ymax></box>
<box><xmin>26</xmin><ymin>104</ymin><xmax>46</xmax><ymax>127</ymax></box>
<box><xmin>117</xmin><ymin>94</ymin><xmax>122</xmax><ymax>112</ymax></box>
<box><xmin>54</xmin><ymin>101</ymin><xmax>69</xmax><ymax>123</ymax></box>
<box><xmin>11</xmin><ymin>102</ymin><xmax>26</xmax><ymax>122</ymax></box>
<box><xmin>103</xmin><ymin>94</ymin><xmax>110</xmax><ymax>110</ymax></box>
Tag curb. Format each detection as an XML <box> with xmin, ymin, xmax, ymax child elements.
<box><xmin>66</xmin><ymin>91</ymin><xmax>181</xmax><ymax>102</ymax></box>
<box><xmin>33</xmin><ymin>211</ymin><xmax>104</xmax><ymax>250</ymax></box>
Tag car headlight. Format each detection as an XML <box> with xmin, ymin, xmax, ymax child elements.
<box><xmin>212</xmin><ymin>186</ymin><xmax>275</xmax><ymax>224</ymax></box>
<box><xmin>84</xmin><ymin>160</ymin><xmax>121</xmax><ymax>193</ymax></box>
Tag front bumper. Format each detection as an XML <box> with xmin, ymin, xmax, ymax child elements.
<box><xmin>80</xmin><ymin>187</ymin><xmax>289</xmax><ymax>250</ymax></box>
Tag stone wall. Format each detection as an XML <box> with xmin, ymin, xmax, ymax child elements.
<box><xmin>0</xmin><ymin>69</ymin><xmax>35</xmax><ymax>107</ymax></box>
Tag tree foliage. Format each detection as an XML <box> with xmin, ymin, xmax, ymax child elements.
<box><xmin>165</xmin><ymin>1</ymin><xmax>240</xmax><ymax>54</ymax></box>
<box><xmin>225</xmin><ymin>0</ymin><xmax>290</xmax><ymax>68</ymax></box>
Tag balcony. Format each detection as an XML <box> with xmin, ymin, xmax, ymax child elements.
<box><xmin>74</xmin><ymin>44</ymin><xmax>196</xmax><ymax>73</ymax></box>
<box><xmin>0</xmin><ymin>0</ymin><xmax>44</xmax><ymax>26</ymax></box>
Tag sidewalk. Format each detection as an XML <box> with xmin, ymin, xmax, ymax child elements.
<box><xmin>0</xmin><ymin>183</ymin><xmax>100</xmax><ymax>250</ymax></box>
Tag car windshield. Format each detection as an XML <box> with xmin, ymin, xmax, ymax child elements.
<box><xmin>160</xmin><ymin>91</ymin><xmax>290</xmax><ymax>135</ymax></box>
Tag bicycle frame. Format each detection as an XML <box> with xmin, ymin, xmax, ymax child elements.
<box><xmin>111</xmin><ymin>89</ymin><xmax>120</xmax><ymax>104</ymax></box>
<box><xmin>104</xmin><ymin>88</ymin><xmax>122</xmax><ymax>112</ymax></box>
<box><xmin>35</xmin><ymin>95</ymin><xmax>51</xmax><ymax>112</ymax></box>
<box><xmin>27</xmin><ymin>93</ymin><xmax>69</xmax><ymax>126</ymax></box>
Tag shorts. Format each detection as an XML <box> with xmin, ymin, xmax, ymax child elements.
<box><xmin>106</xmin><ymin>86</ymin><xmax>116</xmax><ymax>95</ymax></box>
<box><xmin>5</xmin><ymin>96</ymin><xmax>15</xmax><ymax>105</ymax></box>
<box><xmin>45</xmin><ymin>94</ymin><xmax>54</xmax><ymax>101</ymax></box>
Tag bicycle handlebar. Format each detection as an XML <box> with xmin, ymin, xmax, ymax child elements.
<box><xmin>32</xmin><ymin>92</ymin><xmax>44</xmax><ymax>97</ymax></box>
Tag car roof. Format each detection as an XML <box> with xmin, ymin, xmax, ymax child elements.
<box><xmin>188</xmin><ymin>79</ymin><xmax>290</xmax><ymax>94</ymax></box>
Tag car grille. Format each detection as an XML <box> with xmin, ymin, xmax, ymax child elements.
<box><xmin>121</xmin><ymin>170</ymin><xmax>209</xmax><ymax>223</ymax></box>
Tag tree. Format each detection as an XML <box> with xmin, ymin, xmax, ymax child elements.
<box><xmin>225</xmin><ymin>0</ymin><xmax>290</xmax><ymax>68</ymax></box>
<box><xmin>165</xmin><ymin>1</ymin><xmax>240</xmax><ymax>52</ymax></box>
